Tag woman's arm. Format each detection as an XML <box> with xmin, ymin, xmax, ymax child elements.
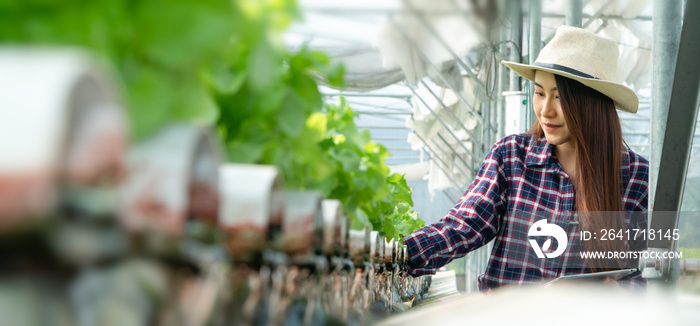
<box><xmin>403</xmin><ymin>138</ymin><xmax>510</xmax><ymax>276</ymax></box>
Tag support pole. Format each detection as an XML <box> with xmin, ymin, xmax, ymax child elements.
<box><xmin>650</xmin><ymin>0</ymin><xmax>682</xmax><ymax>206</ymax></box>
<box><xmin>482</xmin><ymin>100</ymin><xmax>491</xmax><ymax>150</ymax></box>
<box><xmin>509</xmin><ymin>0</ymin><xmax>522</xmax><ymax>92</ymax></box>
<box><xmin>490</xmin><ymin>52</ymin><xmax>498</xmax><ymax>146</ymax></box>
<box><xmin>566</xmin><ymin>0</ymin><xmax>583</xmax><ymax>27</ymax></box>
<box><xmin>527</xmin><ymin>0</ymin><xmax>542</xmax><ymax>129</ymax></box>
<box><xmin>497</xmin><ymin>25</ymin><xmax>509</xmax><ymax>140</ymax></box>
<box><xmin>650</xmin><ymin>0</ymin><xmax>700</xmax><ymax>283</ymax></box>
<box><xmin>528</xmin><ymin>0</ymin><xmax>542</xmax><ymax>64</ymax></box>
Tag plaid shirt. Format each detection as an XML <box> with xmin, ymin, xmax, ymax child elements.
<box><xmin>405</xmin><ymin>133</ymin><xmax>649</xmax><ymax>291</ymax></box>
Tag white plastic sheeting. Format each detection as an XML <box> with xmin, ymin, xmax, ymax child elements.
<box><xmin>406</xmin><ymin>80</ymin><xmax>480</xmax><ymax>194</ymax></box>
<box><xmin>586</xmin><ymin>0</ymin><xmax>652</xmax><ymax>90</ymax></box>
<box><xmin>289</xmin><ymin>0</ymin><xmax>656</xmax><ymax>195</ymax></box>
<box><xmin>374</xmin><ymin>0</ymin><xmax>481</xmax><ymax>87</ymax></box>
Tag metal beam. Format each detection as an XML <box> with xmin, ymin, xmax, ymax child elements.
<box><xmin>358</xmin><ymin>126</ymin><xmax>410</xmax><ymax>130</ymax></box>
<box><xmin>528</xmin><ymin>0</ymin><xmax>542</xmax><ymax>64</ymax></box>
<box><xmin>321</xmin><ymin>93</ymin><xmax>411</xmax><ymax>99</ymax></box>
<box><xmin>650</xmin><ymin>0</ymin><xmax>700</xmax><ymax>255</ymax></box>
<box><xmin>542</xmin><ymin>13</ymin><xmax>652</xmax><ymax>21</ymax></box>
<box><xmin>436</xmin><ymin>133</ymin><xmax>475</xmax><ymax>180</ymax></box>
<box><xmin>419</xmin><ymin>80</ymin><xmax>481</xmax><ymax>143</ymax></box>
<box><xmin>509</xmin><ymin>0</ymin><xmax>522</xmax><ymax>92</ymax></box>
<box><xmin>526</xmin><ymin>0</ymin><xmax>541</xmax><ymax>130</ymax></box>
<box><xmin>566</xmin><ymin>0</ymin><xmax>583</xmax><ymax>27</ymax></box>
<box><xmin>410</xmin><ymin>125</ymin><xmax>472</xmax><ymax>191</ymax></box>
<box><xmin>497</xmin><ymin>25</ymin><xmax>509</xmax><ymax>140</ymax></box>
<box><xmin>372</xmin><ymin>136</ymin><xmax>414</xmax><ymax>141</ymax></box>
<box><xmin>410</xmin><ymin>86</ymin><xmax>477</xmax><ymax>171</ymax></box>
<box><xmin>650</xmin><ymin>0</ymin><xmax>682</xmax><ymax>206</ymax></box>
<box><xmin>582</xmin><ymin>1</ymin><xmax>613</xmax><ymax>28</ymax></box>
<box><xmin>346</xmin><ymin>103</ymin><xmax>411</xmax><ymax>113</ymax></box>
<box><xmin>482</xmin><ymin>100</ymin><xmax>491</xmax><ymax>151</ymax></box>
<box><xmin>300</xmin><ymin>6</ymin><xmax>469</xmax><ymax>16</ymax></box>
<box><xmin>489</xmin><ymin>52</ymin><xmax>499</xmax><ymax>146</ymax></box>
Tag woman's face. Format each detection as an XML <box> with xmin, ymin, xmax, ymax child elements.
<box><xmin>533</xmin><ymin>71</ymin><xmax>572</xmax><ymax>148</ymax></box>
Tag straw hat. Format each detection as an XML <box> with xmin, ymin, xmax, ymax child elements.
<box><xmin>501</xmin><ymin>25</ymin><xmax>639</xmax><ymax>114</ymax></box>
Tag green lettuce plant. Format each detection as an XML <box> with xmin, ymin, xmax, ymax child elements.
<box><xmin>1</xmin><ymin>0</ymin><xmax>424</xmax><ymax>241</ymax></box>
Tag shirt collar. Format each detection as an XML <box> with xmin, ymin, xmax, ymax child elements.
<box><xmin>525</xmin><ymin>134</ymin><xmax>553</xmax><ymax>167</ymax></box>
<box><xmin>524</xmin><ymin>134</ymin><xmax>633</xmax><ymax>183</ymax></box>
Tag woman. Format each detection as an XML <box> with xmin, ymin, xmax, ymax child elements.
<box><xmin>404</xmin><ymin>25</ymin><xmax>648</xmax><ymax>291</ymax></box>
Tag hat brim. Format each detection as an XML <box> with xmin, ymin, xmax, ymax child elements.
<box><xmin>501</xmin><ymin>60</ymin><xmax>639</xmax><ymax>114</ymax></box>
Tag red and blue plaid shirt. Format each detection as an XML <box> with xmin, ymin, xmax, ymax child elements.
<box><xmin>405</xmin><ymin>133</ymin><xmax>649</xmax><ymax>291</ymax></box>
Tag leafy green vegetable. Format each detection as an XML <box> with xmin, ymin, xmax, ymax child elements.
<box><xmin>316</xmin><ymin>99</ymin><xmax>424</xmax><ymax>241</ymax></box>
<box><xmin>2</xmin><ymin>0</ymin><xmax>424</xmax><ymax>241</ymax></box>
<box><xmin>0</xmin><ymin>0</ymin><xmax>237</xmax><ymax>140</ymax></box>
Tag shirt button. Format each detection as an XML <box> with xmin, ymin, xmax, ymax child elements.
<box><xmin>563</xmin><ymin>211</ymin><xmax>571</xmax><ymax>217</ymax></box>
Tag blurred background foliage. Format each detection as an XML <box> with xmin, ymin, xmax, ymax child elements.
<box><xmin>0</xmin><ymin>0</ymin><xmax>423</xmax><ymax>240</ymax></box>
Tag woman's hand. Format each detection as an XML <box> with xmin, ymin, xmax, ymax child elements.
<box><xmin>602</xmin><ymin>276</ymin><xmax>617</xmax><ymax>284</ymax></box>
<box><xmin>602</xmin><ymin>276</ymin><xmax>627</xmax><ymax>293</ymax></box>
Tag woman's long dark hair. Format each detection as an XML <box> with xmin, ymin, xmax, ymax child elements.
<box><xmin>529</xmin><ymin>75</ymin><xmax>627</xmax><ymax>271</ymax></box>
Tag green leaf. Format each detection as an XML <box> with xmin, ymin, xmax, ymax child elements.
<box><xmin>288</xmin><ymin>73</ymin><xmax>322</xmax><ymax>113</ymax></box>
<box><xmin>6</xmin><ymin>0</ymin><xmax>427</xmax><ymax>241</ymax></box>
<box><xmin>353</xmin><ymin>208</ymin><xmax>370</xmax><ymax>229</ymax></box>
<box><xmin>382</xmin><ymin>220</ymin><xmax>398</xmax><ymax>241</ymax></box>
<box><xmin>304</xmin><ymin>112</ymin><xmax>327</xmax><ymax>142</ymax></box>
<box><xmin>289</xmin><ymin>49</ymin><xmax>314</xmax><ymax>71</ymax></box>
<box><xmin>277</xmin><ymin>89</ymin><xmax>306</xmax><ymax>136</ymax></box>
<box><xmin>329</xmin><ymin>147</ymin><xmax>361</xmax><ymax>171</ymax></box>
<box><xmin>316</xmin><ymin>62</ymin><xmax>345</xmax><ymax>87</ymax></box>
<box><xmin>387</xmin><ymin>173</ymin><xmax>404</xmax><ymax>184</ymax></box>
<box><xmin>126</xmin><ymin>67</ymin><xmax>173</xmax><ymax>140</ymax></box>
<box><xmin>248</xmin><ymin>41</ymin><xmax>283</xmax><ymax>93</ymax></box>
<box><xmin>255</xmin><ymin>86</ymin><xmax>285</xmax><ymax>114</ymax></box>
<box><xmin>308</xmin><ymin>50</ymin><xmax>330</xmax><ymax>65</ymax></box>
<box><xmin>228</xmin><ymin>140</ymin><xmax>266</xmax><ymax>163</ymax></box>
<box><xmin>202</xmin><ymin>65</ymin><xmax>247</xmax><ymax>95</ymax></box>
<box><xmin>170</xmin><ymin>82</ymin><xmax>219</xmax><ymax>125</ymax></box>
<box><xmin>395</xmin><ymin>202</ymin><xmax>411</xmax><ymax>215</ymax></box>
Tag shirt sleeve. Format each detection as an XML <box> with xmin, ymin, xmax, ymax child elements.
<box><xmin>617</xmin><ymin>270</ymin><xmax>646</xmax><ymax>290</ymax></box>
<box><xmin>404</xmin><ymin>138</ymin><xmax>509</xmax><ymax>276</ymax></box>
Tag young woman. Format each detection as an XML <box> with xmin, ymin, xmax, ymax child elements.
<box><xmin>403</xmin><ymin>25</ymin><xmax>649</xmax><ymax>291</ymax></box>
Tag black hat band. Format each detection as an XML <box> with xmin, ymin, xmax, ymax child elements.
<box><xmin>532</xmin><ymin>62</ymin><xmax>600</xmax><ymax>80</ymax></box>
